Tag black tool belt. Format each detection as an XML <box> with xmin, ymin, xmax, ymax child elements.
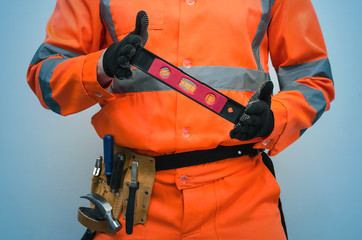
<box><xmin>155</xmin><ymin>144</ymin><xmax>260</xmax><ymax>171</ymax></box>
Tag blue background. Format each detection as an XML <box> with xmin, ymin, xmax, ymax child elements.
<box><xmin>0</xmin><ymin>0</ymin><xmax>361</xmax><ymax>239</ymax></box>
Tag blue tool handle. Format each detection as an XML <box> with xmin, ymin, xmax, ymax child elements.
<box><xmin>103</xmin><ymin>134</ymin><xmax>114</xmax><ymax>184</ymax></box>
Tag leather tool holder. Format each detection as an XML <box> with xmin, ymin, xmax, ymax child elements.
<box><xmin>88</xmin><ymin>146</ymin><xmax>156</xmax><ymax>231</ymax></box>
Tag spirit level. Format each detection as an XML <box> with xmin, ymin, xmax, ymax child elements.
<box><xmin>131</xmin><ymin>47</ymin><xmax>246</xmax><ymax>124</ymax></box>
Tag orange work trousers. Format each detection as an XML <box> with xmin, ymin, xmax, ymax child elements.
<box><xmin>95</xmin><ymin>154</ymin><xmax>287</xmax><ymax>240</ymax></box>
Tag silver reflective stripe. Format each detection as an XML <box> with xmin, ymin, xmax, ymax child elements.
<box><xmin>277</xmin><ymin>58</ymin><xmax>333</xmax><ymax>87</ymax></box>
<box><xmin>38</xmin><ymin>58</ymin><xmax>67</xmax><ymax>114</ymax></box>
<box><xmin>283</xmin><ymin>82</ymin><xmax>326</xmax><ymax>137</ymax></box>
<box><xmin>252</xmin><ymin>0</ymin><xmax>274</xmax><ymax>71</ymax></box>
<box><xmin>109</xmin><ymin>66</ymin><xmax>270</xmax><ymax>94</ymax></box>
<box><xmin>30</xmin><ymin>43</ymin><xmax>81</xmax><ymax>114</ymax></box>
<box><xmin>282</xmin><ymin>81</ymin><xmax>326</xmax><ymax>122</ymax></box>
<box><xmin>277</xmin><ymin>58</ymin><xmax>333</xmax><ymax>135</ymax></box>
<box><xmin>30</xmin><ymin>42</ymin><xmax>81</xmax><ymax>65</ymax></box>
<box><xmin>100</xmin><ymin>0</ymin><xmax>119</xmax><ymax>43</ymax></box>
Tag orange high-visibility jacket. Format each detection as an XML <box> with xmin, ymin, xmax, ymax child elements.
<box><xmin>27</xmin><ymin>0</ymin><xmax>334</xmax><ymax>156</ymax></box>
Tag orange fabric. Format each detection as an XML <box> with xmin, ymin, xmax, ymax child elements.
<box><xmin>26</xmin><ymin>1</ymin><xmax>334</xmax><ymax>238</ymax></box>
<box><xmin>94</xmin><ymin>154</ymin><xmax>287</xmax><ymax>240</ymax></box>
<box><xmin>26</xmin><ymin>0</ymin><xmax>334</xmax><ymax>156</ymax></box>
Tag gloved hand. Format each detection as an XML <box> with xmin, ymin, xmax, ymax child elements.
<box><xmin>230</xmin><ymin>81</ymin><xmax>274</xmax><ymax>141</ymax></box>
<box><xmin>103</xmin><ymin>11</ymin><xmax>149</xmax><ymax>79</ymax></box>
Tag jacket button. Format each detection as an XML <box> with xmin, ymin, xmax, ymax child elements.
<box><xmin>180</xmin><ymin>175</ymin><xmax>189</xmax><ymax>184</ymax></box>
<box><xmin>94</xmin><ymin>92</ymin><xmax>103</xmax><ymax>98</ymax></box>
<box><xmin>186</xmin><ymin>0</ymin><xmax>195</xmax><ymax>5</ymax></box>
<box><xmin>183</xmin><ymin>59</ymin><xmax>192</xmax><ymax>68</ymax></box>
<box><xmin>182</xmin><ymin>128</ymin><xmax>191</xmax><ymax>137</ymax></box>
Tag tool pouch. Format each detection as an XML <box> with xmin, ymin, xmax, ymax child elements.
<box><xmin>90</xmin><ymin>146</ymin><xmax>156</xmax><ymax>225</ymax></box>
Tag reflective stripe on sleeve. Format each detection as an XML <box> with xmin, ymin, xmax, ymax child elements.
<box><xmin>100</xmin><ymin>0</ymin><xmax>119</xmax><ymax>43</ymax></box>
<box><xmin>109</xmin><ymin>66</ymin><xmax>271</xmax><ymax>94</ymax></box>
<box><xmin>278</xmin><ymin>58</ymin><xmax>333</xmax><ymax>85</ymax></box>
<box><xmin>30</xmin><ymin>42</ymin><xmax>81</xmax><ymax>65</ymax></box>
<box><xmin>38</xmin><ymin>58</ymin><xmax>67</xmax><ymax>114</ymax></box>
<box><xmin>30</xmin><ymin>43</ymin><xmax>81</xmax><ymax>114</ymax></box>
<box><xmin>252</xmin><ymin>0</ymin><xmax>275</xmax><ymax>71</ymax></box>
<box><xmin>277</xmin><ymin>58</ymin><xmax>333</xmax><ymax>135</ymax></box>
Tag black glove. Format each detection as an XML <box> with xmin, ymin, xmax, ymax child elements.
<box><xmin>103</xmin><ymin>11</ymin><xmax>149</xmax><ymax>79</ymax></box>
<box><xmin>230</xmin><ymin>81</ymin><xmax>274</xmax><ymax>141</ymax></box>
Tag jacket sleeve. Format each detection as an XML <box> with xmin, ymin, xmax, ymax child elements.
<box><xmin>27</xmin><ymin>0</ymin><xmax>114</xmax><ymax>116</ymax></box>
<box><xmin>254</xmin><ymin>0</ymin><xmax>335</xmax><ymax>156</ymax></box>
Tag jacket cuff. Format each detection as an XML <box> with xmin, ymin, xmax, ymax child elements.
<box><xmin>81</xmin><ymin>50</ymin><xmax>114</xmax><ymax>101</ymax></box>
<box><xmin>97</xmin><ymin>50</ymin><xmax>113</xmax><ymax>88</ymax></box>
<box><xmin>254</xmin><ymin>99</ymin><xmax>287</xmax><ymax>156</ymax></box>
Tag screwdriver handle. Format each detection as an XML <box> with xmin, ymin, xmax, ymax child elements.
<box><xmin>103</xmin><ymin>134</ymin><xmax>114</xmax><ymax>185</ymax></box>
<box><xmin>110</xmin><ymin>153</ymin><xmax>126</xmax><ymax>192</ymax></box>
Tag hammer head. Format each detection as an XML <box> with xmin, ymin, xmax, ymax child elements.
<box><xmin>80</xmin><ymin>193</ymin><xmax>122</xmax><ymax>233</ymax></box>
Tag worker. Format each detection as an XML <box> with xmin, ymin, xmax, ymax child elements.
<box><xmin>27</xmin><ymin>0</ymin><xmax>335</xmax><ymax>239</ymax></box>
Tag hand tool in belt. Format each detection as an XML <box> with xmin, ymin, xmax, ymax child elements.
<box><xmin>92</xmin><ymin>156</ymin><xmax>102</xmax><ymax>177</ymax></box>
<box><xmin>103</xmin><ymin>135</ymin><xmax>114</xmax><ymax>185</ymax></box>
<box><xmin>126</xmin><ymin>161</ymin><xmax>140</xmax><ymax>234</ymax></box>
<box><xmin>130</xmin><ymin>47</ymin><xmax>246</xmax><ymax>124</ymax></box>
<box><xmin>79</xmin><ymin>193</ymin><xmax>122</xmax><ymax>234</ymax></box>
<box><xmin>110</xmin><ymin>153</ymin><xmax>126</xmax><ymax>193</ymax></box>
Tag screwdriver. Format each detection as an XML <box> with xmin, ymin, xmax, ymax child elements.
<box><xmin>103</xmin><ymin>134</ymin><xmax>114</xmax><ymax>185</ymax></box>
<box><xmin>126</xmin><ymin>161</ymin><xmax>139</xmax><ymax>235</ymax></box>
<box><xmin>110</xmin><ymin>153</ymin><xmax>126</xmax><ymax>192</ymax></box>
